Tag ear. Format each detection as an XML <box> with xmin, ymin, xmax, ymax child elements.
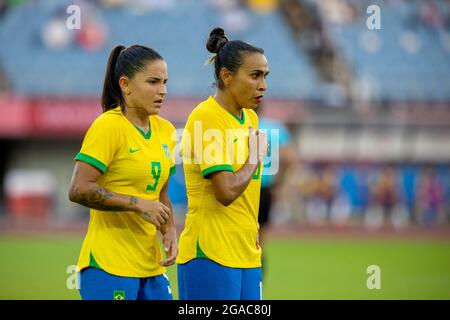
<box><xmin>219</xmin><ymin>67</ymin><xmax>233</xmax><ymax>89</ymax></box>
<box><xmin>118</xmin><ymin>76</ymin><xmax>131</xmax><ymax>95</ymax></box>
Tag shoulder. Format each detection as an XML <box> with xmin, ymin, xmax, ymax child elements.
<box><xmin>245</xmin><ymin>108</ymin><xmax>259</xmax><ymax>126</ymax></box>
<box><xmin>187</xmin><ymin>98</ymin><xmax>224</xmax><ymax>125</ymax></box>
<box><xmin>88</xmin><ymin>108</ymin><xmax>124</xmax><ymax>132</ymax></box>
<box><xmin>152</xmin><ymin>115</ymin><xmax>176</xmax><ymax>133</ymax></box>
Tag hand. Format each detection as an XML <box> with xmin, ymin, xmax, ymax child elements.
<box><xmin>249</xmin><ymin>127</ymin><xmax>268</xmax><ymax>164</ymax></box>
<box><xmin>257</xmin><ymin>130</ymin><xmax>268</xmax><ymax>163</ymax></box>
<box><xmin>135</xmin><ymin>199</ymin><xmax>171</xmax><ymax>229</ymax></box>
<box><xmin>160</xmin><ymin>227</ymin><xmax>178</xmax><ymax>267</ymax></box>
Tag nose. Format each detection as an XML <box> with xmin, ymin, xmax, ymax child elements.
<box><xmin>159</xmin><ymin>83</ymin><xmax>167</xmax><ymax>98</ymax></box>
<box><xmin>258</xmin><ymin>78</ymin><xmax>267</xmax><ymax>92</ymax></box>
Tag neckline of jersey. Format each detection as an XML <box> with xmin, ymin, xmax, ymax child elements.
<box><xmin>209</xmin><ymin>96</ymin><xmax>245</xmax><ymax>125</ymax></box>
<box><xmin>117</xmin><ymin>106</ymin><xmax>152</xmax><ymax>140</ymax></box>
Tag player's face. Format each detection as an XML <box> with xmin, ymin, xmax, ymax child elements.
<box><xmin>229</xmin><ymin>53</ymin><xmax>269</xmax><ymax>110</ymax></box>
<box><xmin>126</xmin><ymin>59</ymin><xmax>168</xmax><ymax>115</ymax></box>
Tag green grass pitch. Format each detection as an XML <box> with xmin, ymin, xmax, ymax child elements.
<box><xmin>0</xmin><ymin>236</ymin><xmax>449</xmax><ymax>299</ymax></box>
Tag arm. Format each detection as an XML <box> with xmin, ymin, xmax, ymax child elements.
<box><xmin>208</xmin><ymin>128</ymin><xmax>268</xmax><ymax>207</ymax></box>
<box><xmin>209</xmin><ymin>161</ymin><xmax>260</xmax><ymax>207</ymax></box>
<box><xmin>68</xmin><ymin>161</ymin><xmax>170</xmax><ymax>229</ymax></box>
<box><xmin>159</xmin><ymin>179</ymin><xmax>178</xmax><ymax>266</ymax></box>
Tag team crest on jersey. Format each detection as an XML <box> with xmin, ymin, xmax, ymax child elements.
<box><xmin>162</xmin><ymin>144</ymin><xmax>170</xmax><ymax>158</ymax></box>
<box><xmin>113</xmin><ymin>290</ymin><xmax>125</xmax><ymax>300</ymax></box>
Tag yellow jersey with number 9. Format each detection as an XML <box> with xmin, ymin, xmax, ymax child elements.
<box><xmin>177</xmin><ymin>96</ymin><xmax>262</xmax><ymax>268</ymax></box>
<box><xmin>75</xmin><ymin>106</ymin><xmax>176</xmax><ymax>277</ymax></box>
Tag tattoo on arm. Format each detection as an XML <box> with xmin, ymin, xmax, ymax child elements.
<box><xmin>74</xmin><ymin>185</ymin><xmax>126</xmax><ymax>211</ymax></box>
<box><xmin>130</xmin><ymin>196</ymin><xmax>138</xmax><ymax>206</ymax></box>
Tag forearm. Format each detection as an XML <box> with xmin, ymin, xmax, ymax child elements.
<box><xmin>228</xmin><ymin>160</ymin><xmax>260</xmax><ymax>198</ymax></box>
<box><xmin>69</xmin><ymin>182</ymin><xmax>138</xmax><ymax>212</ymax></box>
<box><xmin>211</xmin><ymin>160</ymin><xmax>260</xmax><ymax>206</ymax></box>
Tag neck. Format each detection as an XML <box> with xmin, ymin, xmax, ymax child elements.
<box><xmin>214</xmin><ymin>90</ymin><xmax>243</xmax><ymax>119</ymax></box>
<box><xmin>123</xmin><ymin>104</ymin><xmax>149</xmax><ymax>131</ymax></box>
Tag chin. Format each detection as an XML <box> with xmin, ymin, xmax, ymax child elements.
<box><xmin>149</xmin><ymin>107</ymin><xmax>161</xmax><ymax>115</ymax></box>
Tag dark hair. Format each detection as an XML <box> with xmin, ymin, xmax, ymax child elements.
<box><xmin>101</xmin><ymin>44</ymin><xmax>163</xmax><ymax>112</ymax></box>
<box><xmin>206</xmin><ymin>27</ymin><xmax>264</xmax><ymax>90</ymax></box>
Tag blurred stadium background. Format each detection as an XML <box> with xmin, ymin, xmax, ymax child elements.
<box><xmin>0</xmin><ymin>0</ymin><xmax>449</xmax><ymax>299</ymax></box>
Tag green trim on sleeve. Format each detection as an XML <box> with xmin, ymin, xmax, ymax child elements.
<box><xmin>75</xmin><ymin>152</ymin><xmax>107</xmax><ymax>173</ymax></box>
<box><xmin>201</xmin><ymin>164</ymin><xmax>234</xmax><ymax>178</ymax></box>
<box><xmin>169</xmin><ymin>165</ymin><xmax>176</xmax><ymax>175</ymax></box>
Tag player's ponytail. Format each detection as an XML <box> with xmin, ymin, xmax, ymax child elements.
<box><xmin>101</xmin><ymin>44</ymin><xmax>164</xmax><ymax>113</ymax></box>
<box><xmin>101</xmin><ymin>45</ymin><xmax>126</xmax><ymax>112</ymax></box>
<box><xmin>206</xmin><ymin>27</ymin><xmax>264</xmax><ymax>90</ymax></box>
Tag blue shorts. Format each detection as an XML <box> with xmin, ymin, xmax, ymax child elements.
<box><xmin>79</xmin><ymin>267</ymin><xmax>173</xmax><ymax>300</ymax></box>
<box><xmin>178</xmin><ymin>258</ymin><xmax>262</xmax><ymax>300</ymax></box>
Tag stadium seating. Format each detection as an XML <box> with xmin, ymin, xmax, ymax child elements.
<box><xmin>0</xmin><ymin>0</ymin><xmax>321</xmax><ymax>99</ymax></box>
<box><xmin>320</xmin><ymin>0</ymin><xmax>450</xmax><ymax>102</ymax></box>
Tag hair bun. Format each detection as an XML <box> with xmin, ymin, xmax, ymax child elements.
<box><xmin>206</xmin><ymin>27</ymin><xmax>228</xmax><ymax>54</ymax></box>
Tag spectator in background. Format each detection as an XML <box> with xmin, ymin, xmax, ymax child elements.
<box><xmin>400</xmin><ymin>164</ymin><xmax>418</xmax><ymax>224</ymax></box>
<box><xmin>40</xmin><ymin>1</ymin><xmax>108</xmax><ymax>52</ymax></box>
<box><xmin>368</xmin><ymin>165</ymin><xmax>398</xmax><ymax>228</ymax></box>
<box><xmin>246</xmin><ymin>0</ymin><xmax>279</xmax><ymax>14</ymax></box>
<box><xmin>76</xmin><ymin>16</ymin><xmax>108</xmax><ymax>52</ymax></box>
<box><xmin>208</xmin><ymin>0</ymin><xmax>249</xmax><ymax>34</ymax></box>
<box><xmin>293</xmin><ymin>162</ymin><xmax>315</xmax><ymax>224</ymax></box>
<box><xmin>100</xmin><ymin>0</ymin><xmax>128</xmax><ymax>8</ymax></box>
<box><xmin>75</xmin><ymin>1</ymin><xmax>108</xmax><ymax>52</ymax></box>
<box><xmin>40</xmin><ymin>7</ymin><xmax>74</xmax><ymax>51</ymax></box>
<box><xmin>305</xmin><ymin>164</ymin><xmax>338</xmax><ymax>225</ymax></box>
<box><xmin>419</xmin><ymin>1</ymin><xmax>445</xmax><ymax>30</ymax></box>
<box><xmin>256</xmin><ymin>104</ymin><xmax>296</xmax><ymax>277</ymax></box>
<box><xmin>315</xmin><ymin>0</ymin><xmax>357</xmax><ymax>26</ymax></box>
<box><xmin>417</xmin><ymin>167</ymin><xmax>445</xmax><ymax>225</ymax></box>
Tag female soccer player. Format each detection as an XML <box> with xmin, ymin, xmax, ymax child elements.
<box><xmin>68</xmin><ymin>44</ymin><xmax>177</xmax><ymax>300</ymax></box>
<box><xmin>177</xmin><ymin>28</ymin><xmax>269</xmax><ymax>300</ymax></box>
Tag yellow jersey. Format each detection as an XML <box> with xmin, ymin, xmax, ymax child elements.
<box><xmin>177</xmin><ymin>96</ymin><xmax>262</xmax><ymax>268</ymax></box>
<box><xmin>75</xmin><ymin>106</ymin><xmax>176</xmax><ymax>277</ymax></box>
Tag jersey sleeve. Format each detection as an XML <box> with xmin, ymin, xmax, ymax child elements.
<box><xmin>74</xmin><ymin>115</ymin><xmax>120</xmax><ymax>173</ymax></box>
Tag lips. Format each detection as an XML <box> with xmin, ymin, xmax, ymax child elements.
<box><xmin>255</xmin><ymin>95</ymin><xmax>264</xmax><ymax>103</ymax></box>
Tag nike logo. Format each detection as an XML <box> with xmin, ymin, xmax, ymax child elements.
<box><xmin>129</xmin><ymin>148</ymin><xmax>141</xmax><ymax>154</ymax></box>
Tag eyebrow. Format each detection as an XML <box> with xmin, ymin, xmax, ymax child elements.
<box><xmin>250</xmin><ymin>70</ymin><xmax>270</xmax><ymax>75</ymax></box>
<box><xmin>146</xmin><ymin>76</ymin><xmax>168</xmax><ymax>81</ymax></box>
